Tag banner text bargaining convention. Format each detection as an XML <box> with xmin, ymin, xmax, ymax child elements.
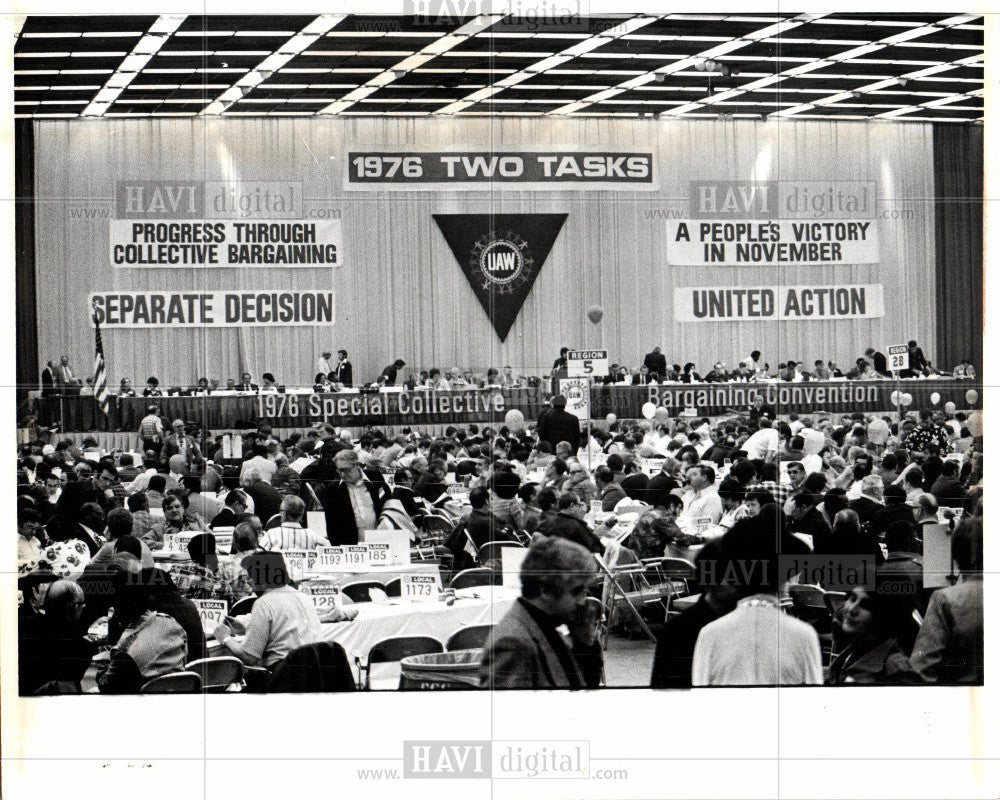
<box><xmin>109</xmin><ymin>221</ymin><xmax>340</xmax><ymax>266</ymax></box>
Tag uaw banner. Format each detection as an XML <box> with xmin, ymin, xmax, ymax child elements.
<box><xmin>434</xmin><ymin>213</ymin><xmax>568</xmax><ymax>342</ymax></box>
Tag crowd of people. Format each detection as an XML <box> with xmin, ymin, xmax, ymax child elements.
<box><xmin>16</xmin><ymin>390</ymin><xmax>984</xmax><ymax>692</ymax></box>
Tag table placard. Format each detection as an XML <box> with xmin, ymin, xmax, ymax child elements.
<box><xmin>301</xmin><ymin>583</ymin><xmax>341</xmax><ymax>610</ymax></box>
<box><xmin>306</xmin><ymin>511</ymin><xmax>327</xmax><ymax>539</ymax></box>
<box><xmin>212</xmin><ymin>527</ymin><xmax>234</xmax><ymax>554</ymax></box>
<box><xmin>362</xmin><ymin>529</ymin><xmax>411</xmax><ymax>565</ymax></box>
<box><xmin>344</xmin><ymin>544</ymin><xmax>369</xmax><ymax>570</ymax></box>
<box><xmin>922</xmin><ymin>524</ymin><xmax>953</xmax><ymax>589</ymax></box>
<box><xmin>401</xmin><ymin>573</ymin><xmax>441</xmax><ymax>601</ymax></box>
<box><xmin>367</xmin><ymin>541</ymin><xmax>391</xmax><ymax>567</ymax></box>
<box><xmin>282</xmin><ymin>549</ymin><xmax>311</xmax><ymax>582</ymax></box>
<box><xmin>193</xmin><ymin>599</ymin><xmax>228</xmax><ymax>633</ymax></box>
<box><xmin>502</xmin><ymin>546</ymin><xmax>529</xmax><ymax>589</ymax></box>
<box><xmin>312</xmin><ymin>546</ymin><xmax>345</xmax><ymax>573</ymax></box>
<box><xmin>162</xmin><ymin>531</ymin><xmax>196</xmax><ymax>552</ymax></box>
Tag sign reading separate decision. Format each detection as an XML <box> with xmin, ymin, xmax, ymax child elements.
<box><xmin>666</xmin><ymin>220</ymin><xmax>878</xmax><ymax>265</ymax></box>
<box><xmin>89</xmin><ymin>290</ymin><xmax>334</xmax><ymax>327</ymax></box>
<box><xmin>566</xmin><ymin>350</ymin><xmax>609</xmax><ymax>378</ymax></box>
<box><xmin>674</xmin><ymin>285</ymin><xmax>884</xmax><ymax>321</ymax></box>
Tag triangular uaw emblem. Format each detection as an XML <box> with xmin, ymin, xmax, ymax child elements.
<box><xmin>434</xmin><ymin>213</ymin><xmax>568</xmax><ymax>342</ymax></box>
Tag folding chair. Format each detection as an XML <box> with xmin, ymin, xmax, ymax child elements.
<box><xmin>422</xmin><ymin>514</ymin><xmax>455</xmax><ymax>536</ymax></box>
<box><xmin>230</xmin><ymin>596</ymin><xmax>257</xmax><ymax>616</ymax></box>
<box><xmin>140</xmin><ymin>671</ymin><xmax>202</xmax><ymax>694</ymax></box>
<box><xmin>445</xmin><ymin>624</ymin><xmax>493</xmax><ymax>652</ymax></box>
<box><xmin>357</xmin><ymin>636</ymin><xmax>444</xmax><ymax>690</ymax></box>
<box><xmin>787</xmin><ymin>584</ymin><xmax>829</xmax><ymax>625</ymax></box>
<box><xmin>340</xmin><ymin>580</ymin><xmax>387</xmax><ymax>603</ymax></box>
<box><xmin>185</xmin><ymin>656</ymin><xmax>245</xmax><ymax>692</ymax></box>
<box><xmin>476</xmin><ymin>540</ymin><xmax>524</xmax><ymax>568</ymax></box>
<box><xmin>645</xmin><ymin>557</ymin><xmax>698</xmax><ymax>616</ymax></box>
<box><xmin>448</xmin><ymin>568</ymin><xmax>500</xmax><ymax>591</ymax></box>
<box><xmin>384</xmin><ymin>577</ymin><xmax>402</xmax><ymax>597</ymax></box>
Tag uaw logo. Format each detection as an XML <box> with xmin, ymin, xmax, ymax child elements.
<box><xmin>473</xmin><ymin>231</ymin><xmax>533</xmax><ymax>294</ymax></box>
<box><xmin>435</xmin><ymin>213</ymin><xmax>567</xmax><ymax>341</ymax></box>
<box><xmin>564</xmin><ymin>384</ymin><xmax>586</xmax><ymax>405</ymax></box>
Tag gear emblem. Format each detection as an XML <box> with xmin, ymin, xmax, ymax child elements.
<box><xmin>470</xmin><ymin>230</ymin><xmax>534</xmax><ymax>294</ymax></box>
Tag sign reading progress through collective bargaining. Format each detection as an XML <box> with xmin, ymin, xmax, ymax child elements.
<box><xmin>109</xmin><ymin>220</ymin><xmax>341</xmax><ymax>267</ymax></box>
<box><xmin>347</xmin><ymin>152</ymin><xmax>655</xmax><ymax>189</ymax></box>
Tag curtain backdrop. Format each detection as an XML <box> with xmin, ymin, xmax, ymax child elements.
<box><xmin>16</xmin><ymin>119</ymin><xmax>37</xmax><ymax>410</ymax></box>
<box><xmin>933</xmin><ymin>124</ymin><xmax>984</xmax><ymax>379</ymax></box>
<box><xmin>32</xmin><ymin>117</ymin><xmax>942</xmax><ymax>388</ymax></box>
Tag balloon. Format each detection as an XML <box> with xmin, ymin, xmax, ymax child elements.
<box><xmin>890</xmin><ymin>390</ymin><xmax>901</xmax><ymax>406</ymax></box>
<box><xmin>944</xmin><ymin>401</ymin><xmax>956</xmax><ymax>414</ymax></box>
<box><xmin>867</xmin><ymin>418</ymin><xmax>890</xmax><ymax>446</ymax></box>
<box><xmin>504</xmin><ymin>409</ymin><xmax>525</xmax><ymax>432</ymax></box>
<box><xmin>966</xmin><ymin>389</ymin><xmax>979</xmax><ymax>405</ymax></box>
<box><xmin>900</xmin><ymin>393</ymin><xmax>913</xmax><ymax>407</ymax></box>
<box><xmin>969</xmin><ymin>411</ymin><xmax>983</xmax><ymax>437</ymax></box>
<box><xmin>587</xmin><ymin>305</ymin><xmax>604</xmax><ymax>324</ymax></box>
<box><xmin>654</xmin><ymin>407</ymin><xmax>670</xmax><ymax>423</ymax></box>
<box><xmin>929</xmin><ymin>392</ymin><xmax>941</xmax><ymax>405</ymax></box>
<box><xmin>605</xmin><ymin>413</ymin><xmax>617</xmax><ymax>424</ymax></box>
<box><xmin>641</xmin><ymin>402</ymin><xmax>656</xmax><ymax>419</ymax></box>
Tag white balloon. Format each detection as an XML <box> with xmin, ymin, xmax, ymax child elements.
<box><xmin>641</xmin><ymin>402</ymin><xmax>657</xmax><ymax>419</ymax></box>
<box><xmin>929</xmin><ymin>392</ymin><xmax>941</xmax><ymax>405</ymax></box>
<box><xmin>944</xmin><ymin>401</ymin><xmax>956</xmax><ymax>414</ymax></box>
<box><xmin>605</xmin><ymin>413</ymin><xmax>617</xmax><ymax>424</ymax></box>
<box><xmin>867</xmin><ymin>418</ymin><xmax>890</xmax><ymax>446</ymax></box>
<box><xmin>966</xmin><ymin>389</ymin><xmax>979</xmax><ymax>405</ymax></box>
<box><xmin>969</xmin><ymin>411</ymin><xmax>983</xmax><ymax>437</ymax></box>
<box><xmin>890</xmin><ymin>390</ymin><xmax>901</xmax><ymax>406</ymax></box>
<box><xmin>900</xmin><ymin>393</ymin><xmax>913</xmax><ymax>407</ymax></box>
<box><xmin>504</xmin><ymin>409</ymin><xmax>525</xmax><ymax>432</ymax></box>
<box><xmin>654</xmin><ymin>407</ymin><xmax>670</xmax><ymax>423</ymax></box>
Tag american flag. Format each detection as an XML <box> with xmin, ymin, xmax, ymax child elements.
<box><xmin>92</xmin><ymin>309</ymin><xmax>110</xmax><ymax>415</ymax></box>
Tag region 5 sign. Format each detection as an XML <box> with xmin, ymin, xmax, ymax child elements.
<box><xmin>567</xmin><ymin>350</ymin><xmax>609</xmax><ymax>377</ymax></box>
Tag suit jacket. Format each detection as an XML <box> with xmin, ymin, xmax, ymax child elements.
<box><xmin>333</xmin><ymin>360</ymin><xmax>353</xmax><ymax>387</ymax></box>
<box><xmin>160</xmin><ymin>434</ymin><xmax>201</xmax><ymax>467</ymax></box>
<box><xmin>643</xmin><ymin>351</ymin><xmax>667</xmax><ymax>376</ymax></box>
<box><xmin>244</xmin><ymin>479</ymin><xmax>284</xmax><ymax>529</ymax></box>
<box><xmin>480</xmin><ymin>599</ymin><xmax>585</xmax><ymax>689</ymax></box>
<box><xmin>318</xmin><ymin>479</ymin><xmax>389</xmax><ymax>545</ymax></box>
<box><xmin>210</xmin><ymin>507</ymin><xmax>242</xmax><ymax>529</ymax></box>
<box><xmin>536</xmin><ymin>409</ymin><xmax>581</xmax><ymax>453</ymax></box>
<box><xmin>536</xmin><ymin>512</ymin><xmax>603</xmax><ymax>553</ymax></box>
<box><xmin>827</xmin><ymin>637</ymin><xmax>915</xmax><ymax>684</ymax></box>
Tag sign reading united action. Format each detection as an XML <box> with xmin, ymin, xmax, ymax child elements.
<box><xmin>434</xmin><ymin>213</ymin><xmax>568</xmax><ymax>341</ymax></box>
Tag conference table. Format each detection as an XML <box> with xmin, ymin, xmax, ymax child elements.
<box><xmin>31</xmin><ymin>378</ymin><xmax>981</xmax><ymax>432</ymax></box>
<box><xmin>208</xmin><ymin>586</ymin><xmax>518</xmax><ymax>689</ymax></box>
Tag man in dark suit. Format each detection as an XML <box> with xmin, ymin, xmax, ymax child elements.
<box><xmin>160</xmin><ymin>419</ymin><xmax>201</xmax><ymax>471</ymax></box>
<box><xmin>535</xmin><ymin>493</ymin><xmax>603</xmax><ymax>553</ymax></box>
<box><xmin>643</xmin><ymin>346</ymin><xmax>667</xmax><ymax>379</ymax></box>
<box><xmin>318</xmin><ymin>449</ymin><xmax>389</xmax><ymax>545</ymax></box>
<box><xmin>480</xmin><ymin>537</ymin><xmax>601</xmax><ymax>689</ymax></box>
<box><xmin>379</xmin><ymin>359</ymin><xmax>406</xmax><ymax>386</ymax></box>
<box><xmin>236</xmin><ymin>372</ymin><xmax>259</xmax><ymax>392</ymax></box>
<box><xmin>210</xmin><ymin>490</ymin><xmax>248</xmax><ymax>529</ymax></box>
<box><xmin>333</xmin><ymin>349</ymin><xmax>353</xmax><ymax>387</ymax></box>
<box><xmin>40</xmin><ymin>361</ymin><xmax>57</xmax><ymax>397</ymax></box>
<box><xmin>864</xmin><ymin>348</ymin><xmax>892</xmax><ymax>377</ymax></box>
<box><xmin>536</xmin><ymin>395</ymin><xmax>580</xmax><ymax>453</ymax></box>
<box><xmin>243</xmin><ymin>471</ymin><xmax>284</xmax><ymax>528</ymax></box>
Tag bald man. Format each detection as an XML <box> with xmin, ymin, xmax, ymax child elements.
<box><xmin>19</xmin><ymin>580</ymin><xmax>96</xmax><ymax>694</ymax></box>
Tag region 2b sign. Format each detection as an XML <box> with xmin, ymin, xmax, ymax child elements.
<box><xmin>567</xmin><ymin>350</ymin><xmax>609</xmax><ymax>377</ymax></box>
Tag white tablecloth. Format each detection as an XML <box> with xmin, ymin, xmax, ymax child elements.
<box><xmin>301</xmin><ymin>562</ymin><xmax>440</xmax><ymax>590</ymax></box>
